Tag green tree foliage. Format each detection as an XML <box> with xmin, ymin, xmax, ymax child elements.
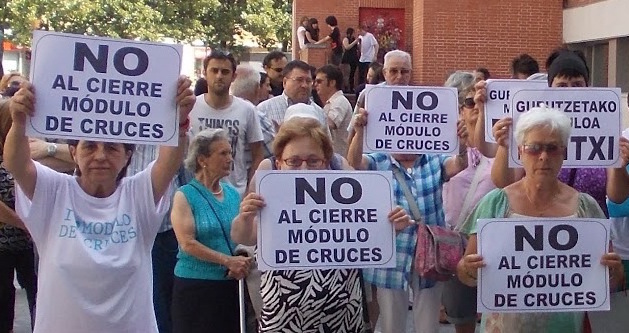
<box><xmin>242</xmin><ymin>0</ymin><xmax>292</xmax><ymax>50</ymax></box>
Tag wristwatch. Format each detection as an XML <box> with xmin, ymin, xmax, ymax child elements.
<box><xmin>46</xmin><ymin>143</ymin><xmax>58</xmax><ymax>157</ymax></box>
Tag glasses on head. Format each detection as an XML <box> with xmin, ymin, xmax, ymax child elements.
<box><xmin>386</xmin><ymin>68</ymin><xmax>411</xmax><ymax>76</ymax></box>
<box><xmin>287</xmin><ymin>76</ymin><xmax>314</xmax><ymax>85</ymax></box>
<box><xmin>462</xmin><ymin>97</ymin><xmax>475</xmax><ymax>109</ymax></box>
<box><xmin>283</xmin><ymin>157</ymin><xmax>325</xmax><ymax>168</ymax></box>
<box><xmin>271</xmin><ymin>67</ymin><xmax>284</xmax><ymax>73</ymax></box>
<box><xmin>522</xmin><ymin>143</ymin><xmax>564</xmax><ymax>156</ymax></box>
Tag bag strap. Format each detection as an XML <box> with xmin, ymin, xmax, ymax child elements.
<box><xmin>189</xmin><ymin>182</ymin><xmax>235</xmax><ymax>256</ymax></box>
<box><xmin>454</xmin><ymin>156</ymin><xmax>487</xmax><ymax>231</ymax></box>
<box><xmin>391</xmin><ymin>166</ymin><xmax>423</xmax><ymax>224</ymax></box>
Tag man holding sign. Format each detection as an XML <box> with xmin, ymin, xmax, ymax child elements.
<box><xmin>231</xmin><ymin>118</ymin><xmax>412</xmax><ymax>332</ymax></box>
<box><xmin>457</xmin><ymin>107</ymin><xmax>623</xmax><ymax>333</ymax></box>
<box><xmin>347</xmin><ymin>50</ymin><xmax>470</xmax><ymax>333</ymax></box>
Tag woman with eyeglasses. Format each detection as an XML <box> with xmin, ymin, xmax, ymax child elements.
<box><xmin>231</xmin><ymin>117</ymin><xmax>412</xmax><ymax>332</ymax></box>
<box><xmin>441</xmin><ymin>71</ymin><xmax>497</xmax><ymax>333</ymax></box>
<box><xmin>457</xmin><ymin>106</ymin><xmax>623</xmax><ymax>333</ymax></box>
<box><xmin>480</xmin><ymin>49</ymin><xmax>609</xmax><ymax>217</ymax></box>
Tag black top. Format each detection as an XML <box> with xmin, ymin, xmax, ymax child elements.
<box><xmin>270</xmin><ymin>82</ymin><xmax>284</xmax><ymax>97</ymax></box>
<box><xmin>342</xmin><ymin>36</ymin><xmax>359</xmax><ymax>64</ymax></box>
<box><xmin>329</xmin><ymin>27</ymin><xmax>343</xmax><ymax>55</ymax></box>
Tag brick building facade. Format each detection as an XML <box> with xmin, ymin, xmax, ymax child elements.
<box><xmin>293</xmin><ymin>0</ymin><xmax>563</xmax><ymax>85</ymax></box>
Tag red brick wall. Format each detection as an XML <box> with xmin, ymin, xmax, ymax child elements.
<box><xmin>416</xmin><ymin>0</ymin><xmax>563</xmax><ymax>85</ymax></box>
<box><xmin>294</xmin><ymin>0</ymin><xmax>562</xmax><ymax>86</ymax></box>
<box><xmin>564</xmin><ymin>0</ymin><xmax>608</xmax><ymax>8</ymax></box>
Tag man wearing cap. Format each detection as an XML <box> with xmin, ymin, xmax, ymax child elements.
<box><xmin>256</xmin><ymin>60</ymin><xmax>328</xmax><ymax>129</ymax></box>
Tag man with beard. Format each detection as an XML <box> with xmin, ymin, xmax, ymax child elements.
<box><xmin>256</xmin><ymin>60</ymin><xmax>327</xmax><ymax>128</ymax></box>
<box><xmin>189</xmin><ymin>51</ymin><xmax>264</xmax><ymax>196</ymax></box>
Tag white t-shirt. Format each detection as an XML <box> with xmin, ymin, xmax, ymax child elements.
<box><xmin>190</xmin><ymin>95</ymin><xmax>264</xmax><ymax>196</ymax></box>
<box><xmin>15</xmin><ymin>162</ymin><xmax>169</xmax><ymax>333</ymax></box>
<box><xmin>297</xmin><ymin>26</ymin><xmax>307</xmax><ymax>49</ymax></box>
<box><xmin>359</xmin><ymin>32</ymin><xmax>378</xmax><ymax>63</ymax></box>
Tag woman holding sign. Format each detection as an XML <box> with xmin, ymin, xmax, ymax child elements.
<box><xmin>457</xmin><ymin>106</ymin><xmax>624</xmax><ymax>333</ymax></box>
<box><xmin>231</xmin><ymin>118</ymin><xmax>412</xmax><ymax>332</ymax></box>
<box><xmin>4</xmin><ymin>78</ymin><xmax>195</xmax><ymax>333</ymax></box>
<box><xmin>483</xmin><ymin>48</ymin><xmax>610</xmax><ymax>216</ymax></box>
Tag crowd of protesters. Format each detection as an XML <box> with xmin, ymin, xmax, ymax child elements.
<box><xmin>2</xmin><ymin>13</ymin><xmax>629</xmax><ymax>333</ymax></box>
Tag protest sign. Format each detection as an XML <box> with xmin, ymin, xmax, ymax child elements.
<box><xmin>364</xmin><ymin>85</ymin><xmax>459</xmax><ymax>154</ymax></box>
<box><xmin>484</xmin><ymin>79</ymin><xmax>547</xmax><ymax>143</ymax></box>
<box><xmin>255</xmin><ymin>170</ymin><xmax>396</xmax><ymax>270</ymax></box>
<box><xmin>477</xmin><ymin>218</ymin><xmax>610</xmax><ymax>313</ymax></box>
<box><xmin>28</xmin><ymin>31</ymin><xmax>183</xmax><ymax>145</ymax></box>
<box><xmin>509</xmin><ymin>88</ymin><xmax>622</xmax><ymax>168</ymax></box>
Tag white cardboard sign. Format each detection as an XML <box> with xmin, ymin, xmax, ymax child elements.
<box><xmin>477</xmin><ymin>218</ymin><xmax>610</xmax><ymax>313</ymax></box>
<box><xmin>364</xmin><ymin>85</ymin><xmax>459</xmax><ymax>154</ymax></box>
<box><xmin>484</xmin><ymin>79</ymin><xmax>548</xmax><ymax>143</ymax></box>
<box><xmin>508</xmin><ymin>88</ymin><xmax>622</xmax><ymax>168</ymax></box>
<box><xmin>28</xmin><ymin>31</ymin><xmax>183</xmax><ymax>145</ymax></box>
<box><xmin>255</xmin><ymin>170</ymin><xmax>396</xmax><ymax>271</ymax></box>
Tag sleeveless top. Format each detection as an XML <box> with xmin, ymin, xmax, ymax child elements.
<box><xmin>174</xmin><ymin>179</ymin><xmax>240</xmax><ymax>280</ymax></box>
<box><xmin>342</xmin><ymin>36</ymin><xmax>359</xmax><ymax>64</ymax></box>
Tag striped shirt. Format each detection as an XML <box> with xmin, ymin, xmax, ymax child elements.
<box><xmin>362</xmin><ymin>153</ymin><xmax>448</xmax><ymax>290</ymax></box>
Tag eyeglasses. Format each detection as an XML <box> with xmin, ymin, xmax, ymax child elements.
<box><xmin>386</xmin><ymin>68</ymin><xmax>411</xmax><ymax>76</ymax></box>
<box><xmin>270</xmin><ymin>67</ymin><xmax>284</xmax><ymax>73</ymax></box>
<box><xmin>283</xmin><ymin>157</ymin><xmax>325</xmax><ymax>168</ymax></box>
<box><xmin>462</xmin><ymin>97</ymin><xmax>475</xmax><ymax>109</ymax></box>
<box><xmin>287</xmin><ymin>76</ymin><xmax>314</xmax><ymax>85</ymax></box>
<box><xmin>521</xmin><ymin>143</ymin><xmax>564</xmax><ymax>156</ymax></box>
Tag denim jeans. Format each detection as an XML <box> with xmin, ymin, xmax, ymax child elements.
<box><xmin>152</xmin><ymin>229</ymin><xmax>179</xmax><ymax>333</ymax></box>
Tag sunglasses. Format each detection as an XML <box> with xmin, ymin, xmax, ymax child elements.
<box><xmin>386</xmin><ymin>68</ymin><xmax>411</xmax><ymax>75</ymax></box>
<box><xmin>521</xmin><ymin>143</ymin><xmax>564</xmax><ymax>155</ymax></box>
<box><xmin>463</xmin><ymin>97</ymin><xmax>475</xmax><ymax>109</ymax></box>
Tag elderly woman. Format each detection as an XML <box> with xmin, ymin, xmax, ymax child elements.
<box><xmin>4</xmin><ymin>78</ymin><xmax>194</xmax><ymax>333</ymax></box>
<box><xmin>170</xmin><ymin>128</ymin><xmax>252</xmax><ymax>333</ymax></box>
<box><xmin>231</xmin><ymin>118</ymin><xmax>412</xmax><ymax>332</ymax></box>
<box><xmin>478</xmin><ymin>48</ymin><xmax>609</xmax><ymax>216</ymax></box>
<box><xmin>457</xmin><ymin>106</ymin><xmax>623</xmax><ymax>333</ymax></box>
<box><xmin>441</xmin><ymin>71</ymin><xmax>496</xmax><ymax>333</ymax></box>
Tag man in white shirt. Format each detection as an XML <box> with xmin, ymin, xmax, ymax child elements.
<box><xmin>314</xmin><ymin>65</ymin><xmax>352</xmax><ymax>156</ymax></box>
<box><xmin>358</xmin><ymin>26</ymin><xmax>379</xmax><ymax>86</ymax></box>
<box><xmin>189</xmin><ymin>51</ymin><xmax>265</xmax><ymax>196</ymax></box>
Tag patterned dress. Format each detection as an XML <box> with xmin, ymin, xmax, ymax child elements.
<box><xmin>259</xmin><ymin>268</ymin><xmax>363</xmax><ymax>332</ymax></box>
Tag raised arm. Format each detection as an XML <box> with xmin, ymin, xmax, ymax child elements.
<box><xmin>231</xmin><ymin>192</ymin><xmax>265</xmax><ymax>246</ymax></box>
<box><xmin>607</xmin><ymin>137</ymin><xmax>629</xmax><ymax>203</ymax></box>
<box><xmin>347</xmin><ymin>109</ymin><xmax>370</xmax><ymax>170</ymax></box>
<box><xmin>5</xmin><ymin>83</ymin><xmax>38</xmax><ymax>199</ymax></box>
<box><xmin>443</xmin><ymin>119</ymin><xmax>469</xmax><ymax>179</ymax></box>
<box><xmin>490</xmin><ymin>117</ymin><xmax>524</xmax><ymax>188</ymax></box>
<box><xmin>473</xmin><ymin>81</ymin><xmax>498</xmax><ymax>158</ymax></box>
<box><xmin>151</xmin><ymin>76</ymin><xmax>195</xmax><ymax>204</ymax></box>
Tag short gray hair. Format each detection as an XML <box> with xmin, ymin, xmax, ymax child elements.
<box><xmin>444</xmin><ymin>71</ymin><xmax>475</xmax><ymax>105</ymax></box>
<box><xmin>384</xmin><ymin>50</ymin><xmax>412</xmax><ymax>69</ymax></box>
<box><xmin>514</xmin><ymin>106</ymin><xmax>571</xmax><ymax>146</ymax></box>
<box><xmin>230</xmin><ymin>65</ymin><xmax>261</xmax><ymax>99</ymax></box>
<box><xmin>184</xmin><ymin>128</ymin><xmax>230</xmax><ymax>172</ymax></box>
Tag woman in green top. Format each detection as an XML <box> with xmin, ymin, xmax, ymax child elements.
<box><xmin>171</xmin><ymin>128</ymin><xmax>253</xmax><ymax>333</ymax></box>
<box><xmin>457</xmin><ymin>106</ymin><xmax>624</xmax><ymax>333</ymax></box>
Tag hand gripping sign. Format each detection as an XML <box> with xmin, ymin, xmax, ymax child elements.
<box><xmin>364</xmin><ymin>85</ymin><xmax>459</xmax><ymax>154</ymax></box>
<box><xmin>255</xmin><ymin>170</ymin><xmax>396</xmax><ymax>271</ymax></box>
<box><xmin>508</xmin><ymin>88</ymin><xmax>622</xmax><ymax>168</ymax></box>
<box><xmin>28</xmin><ymin>31</ymin><xmax>183</xmax><ymax>145</ymax></box>
<box><xmin>484</xmin><ymin>79</ymin><xmax>548</xmax><ymax>143</ymax></box>
<box><xmin>477</xmin><ymin>218</ymin><xmax>610</xmax><ymax>313</ymax></box>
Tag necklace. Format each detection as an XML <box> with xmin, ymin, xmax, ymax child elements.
<box><xmin>211</xmin><ymin>184</ymin><xmax>223</xmax><ymax>196</ymax></box>
<box><xmin>524</xmin><ymin>186</ymin><xmax>558</xmax><ymax>213</ymax></box>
